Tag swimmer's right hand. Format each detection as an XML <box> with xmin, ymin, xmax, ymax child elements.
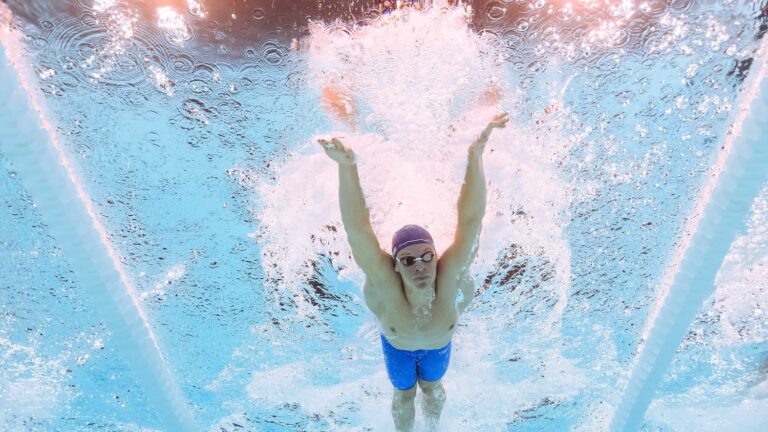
<box><xmin>318</xmin><ymin>137</ymin><xmax>357</xmax><ymax>166</ymax></box>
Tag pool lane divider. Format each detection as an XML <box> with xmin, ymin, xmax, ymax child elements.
<box><xmin>609</xmin><ymin>38</ymin><xmax>768</xmax><ymax>431</ymax></box>
<box><xmin>0</xmin><ymin>20</ymin><xmax>198</xmax><ymax>432</ymax></box>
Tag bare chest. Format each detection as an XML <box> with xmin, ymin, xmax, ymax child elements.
<box><xmin>365</xmin><ymin>266</ymin><xmax>473</xmax><ymax>350</ymax></box>
<box><xmin>379</xmin><ymin>298</ymin><xmax>458</xmax><ymax>350</ymax></box>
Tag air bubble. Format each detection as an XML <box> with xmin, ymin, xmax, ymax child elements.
<box><xmin>487</xmin><ymin>4</ymin><xmax>506</xmax><ymax>20</ymax></box>
<box><xmin>363</xmin><ymin>9</ymin><xmax>381</xmax><ymax>22</ymax></box>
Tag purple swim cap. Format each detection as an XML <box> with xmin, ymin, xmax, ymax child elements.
<box><xmin>392</xmin><ymin>225</ymin><xmax>434</xmax><ymax>258</ymax></box>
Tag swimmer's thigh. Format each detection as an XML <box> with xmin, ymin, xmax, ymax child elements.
<box><xmin>416</xmin><ymin>342</ymin><xmax>452</xmax><ymax>382</ymax></box>
<box><xmin>381</xmin><ymin>335</ymin><xmax>418</xmax><ymax>390</ymax></box>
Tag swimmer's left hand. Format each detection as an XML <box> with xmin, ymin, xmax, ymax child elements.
<box><xmin>471</xmin><ymin>112</ymin><xmax>509</xmax><ymax>155</ymax></box>
<box><xmin>318</xmin><ymin>136</ymin><xmax>357</xmax><ymax>166</ymax></box>
<box><xmin>486</xmin><ymin>112</ymin><xmax>509</xmax><ymax>129</ymax></box>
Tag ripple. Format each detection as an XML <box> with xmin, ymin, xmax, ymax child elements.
<box><xmin>252</xmin><ymin>8</ymin><xmax>266</xmax><ymax>20</ymax></box>
<box><xmin>486</xmin><ymin>2</ymin><xmax>507</xmax><ymax>21</ymax></box>
<box><xmin>479</xmin><ymin>28</ymin><xmax>502</xmax><ymax>39</ymax></box>
<box><xmin>238</xmin><ymin>64</ymin><xmax>262</xmax><ymax>86</ymax></box>
<box><xmin>169</xmin><ymin>53</ymin><xmax>195</xmax><ymax>75</ymax></box>
<box><xmin>362</xmin><ymin>9</ymin><xmax>381</xmax><ymax>23</ymax></box>
<box><xmin>261</xmin><ymin>41</ymin><xmax>287</xmax><ymax>67</ymax></box>
<box><xmin>669</xmin><ymin>0</ymin><xmax>695</xmax><ymax>12</ymax></box>
<box><xmin>188</xmin><ymin>78</ymin><xmax>212</xmax><ymax>94</ymax></box>
<box><xmin>571</xmin><ymin>24</ymin><xmax>589</xmax><ymax>41</ymax></box>
<box><xmin>191</xmin><ymin>62</ymin><xmax>222</xmax><ymax>84</ymax></box>
<box><xmin>29</xmin><ymin>36</ymin><xmax>49</xmax><ymax>49</ymax></box>
<box><xmin>520</xmin><ymin>1</ymin><xmax>536</xmax><ymax>13</ymax></box>
<box><xmin>639</xmin><ymin>0</ymin><xmax>668</xmax><ymax>17</ymax></box>
<box><xmin>160</xmin><ymin>25</ymin><xmax>194</xmax><ymax>47</ymax></box>
<box><xmin>239</xmin><ymin>77</ymin><xmax>255</xmax><ymax>88</ymax></box>
<box><xmin>179</xmin><ymin>98</ymin><xmax>215</xmax><ymax>126</ymax></box>
<box><xmin>41</xmin><ymin>20</ymin><xmax>55</xmax><ymax>31</ymax></box>
<box><xmin>555</xmin><ymin>6</ymin><xmax>575</xmax><ymax>22</ymax></box>
<box><xmin>285</xmin><ymin>71</ymin><xmax>307</xmax><ymax>90</ymax></box>
<box><xmin>611</xmin><ymin>29</ymin><xmax>630</xmax><ymax>49</ymax></box>
<box><xmin>143</xmin><ymin>131</ymin><xmax>160</xmax><ymax>143</ymax></box>
<box><xmin>46</xmin><ymin>10</ymin><xmax>170</xmax><ymax>89</ymax></box>
<box><xmin>627</xmin><ymin>16</ymin><xmax>653</xmax><ymax>39</ymax></box>
<box><xmin>501</xmin><ymin>28</ymin><xmax>524</xmax><ymax>42</ymax></box>
<box><xmin>216</xmin><ymin>99</ymin><xmax>245</xmax><ymax>121</ymax></box>
<box><xmin>259</xmin><ymin>77</ymin><xmax>281</xmax><ymax>93</ymax></box>
<box><xmin>57</xmin><ymin>71</ymin><xmax>80</xmax><ymax>89</ymax></box>
<box><xmin>121</xmin><ymin>88</ymin><xmax>150</xmax><ymax>109</ymax></box>
<box><xmin>80</xmin><ymin>13</ymin><xmax>98</xmax><ymax>27</ymax></box>
<box><xmin>594</xmin><ymin>54</ymin><xmax>620</xmax><ymax>73</ymax></box>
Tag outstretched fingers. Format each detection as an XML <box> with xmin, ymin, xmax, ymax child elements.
<box><xmin>317</xmin><ymin>136</ymin><xmax>356</xmax><ymax>165</ymax></box>
<box><xmin>318</xmin><ymin>136</ymin><xmax>343</xmax><ymax>150</ymax></box>
<box><xmin>489</xmin><ymin>112</ymin><xmax>509</xmax><ymax>128</ymax></box>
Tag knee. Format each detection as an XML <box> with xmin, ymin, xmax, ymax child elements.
<box><xmin>393</xmin><ymin>385</ymin><xmax>417</xmax><ymax>404</ymax></box>
<box><xmin>421</xmin><ymin>382</ymin><xmax>446</xmax><ymax>402</ymax></box>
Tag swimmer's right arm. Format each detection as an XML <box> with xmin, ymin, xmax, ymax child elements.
<box><xmin>318</xmin><ymin>137</ymin><xmax>391</xmax><ymax>278</ymax></box>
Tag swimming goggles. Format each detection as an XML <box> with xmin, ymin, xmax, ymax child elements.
<box><xmin>396</xmin><ymin>251</ymin><xmax>435</xmax><ymax>267</ymax></box>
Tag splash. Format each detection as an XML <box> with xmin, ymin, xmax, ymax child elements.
<box><xmin>157</xmin><ymin>6</ymin><xmax>192</xmax><ymax>46</ymax></box>
<box><xmin>252</xmin><ymin>1</ymin><xmax>573</xmax><ymax>330</ymax></box>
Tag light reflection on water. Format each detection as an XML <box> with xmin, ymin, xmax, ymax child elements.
<box><xmin>0</xmin><ymin>0</ymin><xmax>766</xmax><ymax>430</ymax></box>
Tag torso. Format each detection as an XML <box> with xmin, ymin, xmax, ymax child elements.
<box><xmin>365</xmin><ymin>258</ymin><xmax>472</xmax><ymax>350</ymax></box>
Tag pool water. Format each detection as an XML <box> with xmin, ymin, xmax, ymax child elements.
<box><xmin>1</xmin><ymin>0</ymin><xmax>767</xmax><ymax>431</ymax></box>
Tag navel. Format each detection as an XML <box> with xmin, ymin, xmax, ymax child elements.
<box><xmin>449</xmin><ymin>324</ymin><xmax>455</xmax><ymax>330</ymax></box>
<box><xmin>390</xmin><ymin>327</ymin><xmax>396</xmax><ymax>333</ymax></box>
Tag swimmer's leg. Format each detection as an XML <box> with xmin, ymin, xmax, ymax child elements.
<box><xmin>418</xmin><ymin>378</ymin><xmax>446</xmax><ymax>432</ymax></box>
<box><xmin>392</xmin><ymin>384</ymin><xmax>417</xmax><ymax>432</ymax></box>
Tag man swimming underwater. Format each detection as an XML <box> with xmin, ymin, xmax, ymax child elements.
<box><xmin>318</xmin><ymin>109</ymin><xmax>508</xmax><ymax>430</ymax></box>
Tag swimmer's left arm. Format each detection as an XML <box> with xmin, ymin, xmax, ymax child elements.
<box><xmin>461</xmin><ymin>112</ymin><xmax>509</xmax><ymax>227</ymax></box>
<box><xmin>441</xmin><ymin>112</ymin><xmax>509</xmax><ymax>276</ymax></box>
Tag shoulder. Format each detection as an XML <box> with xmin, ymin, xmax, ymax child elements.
<box><xmin>362</xmin><ymin>250</ymin><xmax>399</xmax><ymax>285</ymax></box>
<box><xmin>362</xmin><ymin>258</ymin><xmax>403</xmax><ymax>316</ymax></box>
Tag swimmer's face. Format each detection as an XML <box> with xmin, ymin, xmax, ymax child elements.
<box><xmin>394</xmin><ymin>243</ymin><xmax>437</xmax><ymax>289</ymax></box>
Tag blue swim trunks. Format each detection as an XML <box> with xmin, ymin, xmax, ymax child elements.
<box><xmin>380</xmin><ymin>334</ymin><xmax>452</xmax><ymax>390</ymax></box>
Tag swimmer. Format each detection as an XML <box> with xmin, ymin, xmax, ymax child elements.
<box><xmin>318</xmin><ymin>111</ymin><xmax>509</xmax><ymax>431</ymax></box>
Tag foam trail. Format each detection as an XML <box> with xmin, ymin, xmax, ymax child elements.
<box><xmin>609</xmin><ymin>38</ymin><xmax>768</xmax><ymax>432</ymax></box>
<box><xmin>0</xmin><ymin>8</ymin><xmax>197</xmax><ymax>431</ymax></box>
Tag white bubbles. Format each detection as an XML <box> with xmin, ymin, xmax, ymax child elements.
<box><xmin>148</xmin><ymin>64</ymin><xmax>175</xmax><ymax>96</ymax></box>
<box><xmin>93</xmin><ymin>0</ymin><xmax>118</xmax><ymax>13</ymax></box>
<box><xmin>156</xmin><ymin>7</ymin><xmax>192</xmax><ymax>46</ymax></box>
<box><xmin>186</xmin><ymin>0</ymin><xmax>206</xmax><ymax>18</ymax></box>
<box><xmin>254</xmin><ymin>3</ymin><xmax>573</xmax><ymax>335</ymax></box>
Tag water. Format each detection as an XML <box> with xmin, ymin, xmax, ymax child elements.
<box><xmin>1</xmin><ymin>0</ymin><xmax>767</xmax><ymax>430</ymax></box>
